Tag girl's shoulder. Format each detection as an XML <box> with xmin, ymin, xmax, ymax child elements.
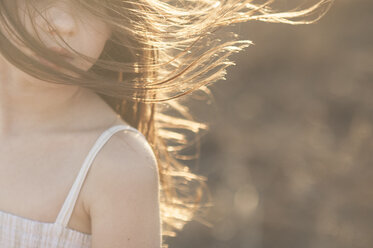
<box><xmin>82</xmin><ymin>116</ymin><xmax>159</xmax><ymax>214</ymax></box>
<box><xmin>81</xmin><ymin>118</ymin><xmax>161</xmax><ymax>245</ymax></box>
<box><xmin>101</xmin><ymin>117</ymin><xmax>156</xmax><ymax>168</ymax></box>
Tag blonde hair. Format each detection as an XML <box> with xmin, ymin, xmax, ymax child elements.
<box><xmin>0</xmin><ymin>0</ymin><xmax>334</xmax><ymax>244</ymax></box>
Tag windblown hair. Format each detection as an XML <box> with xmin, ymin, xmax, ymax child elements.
<box><xmin>0</xmin><ymin>0</ymin><xmax>333</xmax><ymax>245</ymax></box>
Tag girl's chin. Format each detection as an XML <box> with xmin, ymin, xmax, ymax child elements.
<box><xmin>35</xmin><ymin>55</ymin><xmax>70</xmax><ymax>71</ymax></box>
<box><xmin>34</xmin><ymin>57</ymin><xmax>89</xmax><ymax>78</ymax></box>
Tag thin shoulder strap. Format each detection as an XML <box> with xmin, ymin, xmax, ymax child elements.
<box><xmin>55</xmin><ymin>124</ymin><xmax>141</xmax><ymax>227</ymax></box>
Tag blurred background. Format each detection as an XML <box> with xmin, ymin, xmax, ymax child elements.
<box><xmin>166</xmin><ymin>0</ymin><xmax>373</xmax><ymax>247</ymax></box>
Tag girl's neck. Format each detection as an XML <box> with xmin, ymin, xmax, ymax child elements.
<box><xmin>0</xmin><ymin>72</ymin><xmax>117</xmax><ymax>139</ymax></box>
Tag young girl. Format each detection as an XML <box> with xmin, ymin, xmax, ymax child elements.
<box><xmin>0</xmin><ymin>0</ymin><xmax>333</xmax><ymax>247</ymax></box>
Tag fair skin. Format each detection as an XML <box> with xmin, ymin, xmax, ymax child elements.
<box><xmin>0</xmin><ymin>1</ymin><xmax>161</xmax><ymax>248</ymax></box>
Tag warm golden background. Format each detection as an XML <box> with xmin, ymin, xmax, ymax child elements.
<box><xmin>166</xmin><ymin>0</ymin><xmax>373</xmax><ymax>247</ymax></box>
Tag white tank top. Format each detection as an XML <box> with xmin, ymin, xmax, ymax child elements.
<box><xmin>0</xmin><ymin>124</ymin><xmax>142</xmax><ymax>248</ymax></box>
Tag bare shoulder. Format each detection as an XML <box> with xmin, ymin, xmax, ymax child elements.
<box><xmin>84</xmin><ymin>127</ymin><xmax>161</xmax><ymax>248</ymax></box>
<box><xmin>94</xmin><ymin>127</ymin><xmax>158</xmax><ymax>177</ymax></box>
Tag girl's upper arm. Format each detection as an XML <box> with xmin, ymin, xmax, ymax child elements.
<box><xmin>88</xmin><ymin>130</ymin><xmax>162</xmax><ymax>248</ymax></box>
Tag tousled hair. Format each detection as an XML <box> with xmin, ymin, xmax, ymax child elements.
<box><xmin>0</xmin><ymin>0</ymin><xmax>334</xmax><ymax>246</ymax></box>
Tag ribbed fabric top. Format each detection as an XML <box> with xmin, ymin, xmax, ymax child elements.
<box><xmin>0</xmin><ymin>124</ymin><xmax>141</xmax><ymax>248</ymax></box>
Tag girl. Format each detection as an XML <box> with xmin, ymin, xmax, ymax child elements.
<box><xmin>0</xmin><ymin>0</ymin><xmax>333</xmax><ymax>247</ymax></box>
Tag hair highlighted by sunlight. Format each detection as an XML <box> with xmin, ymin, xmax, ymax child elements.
<box><xmin>0</xmin><ymin>0</ymin><xmax>334</xmax><ymax>246</ymax></box>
